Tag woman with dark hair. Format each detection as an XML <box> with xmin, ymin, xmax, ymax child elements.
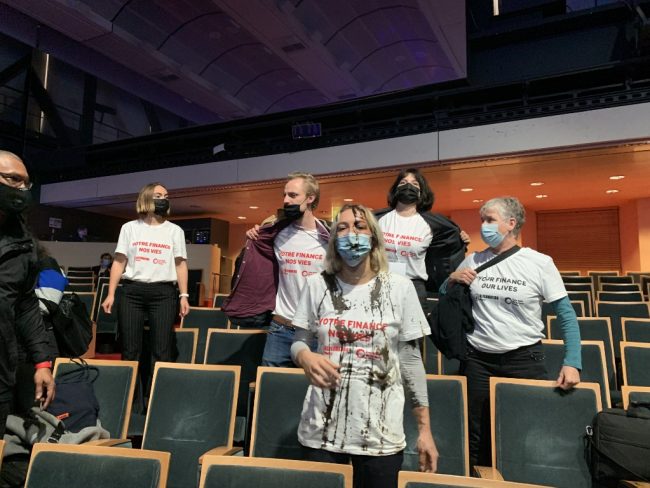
<box><xmin>375</xmin><ymin>168</ymin><xmax>468</xmax><ymax>308</ymax></box>
<box><xmin>291</xmin><ymin>204</ymin><xmax>438</xmax><ymax>488</ymax></box>
<box><xmin>102</xmin><ymin>182</ymin><xmax>189</xmax><ymax>368</ymax></box>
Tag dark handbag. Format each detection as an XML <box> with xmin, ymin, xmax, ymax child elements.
<box><xmin>47</xmin><ymin>359</ymin><xmax>100</xmax><ymax>433</ymax></box>
<box><xmin>50</xmin><ymin>292</ymin><xmax>93</xmax><ymax>357</ymax></box>
<box><xmin>587</xmin><ymin>402</ymin><xmax>650</xmax><ymax>486</ymax></box>
<box><xmin>429</xmin><ymin>246</ymin><xmax>520</xmax><ymax>360</ymax></box>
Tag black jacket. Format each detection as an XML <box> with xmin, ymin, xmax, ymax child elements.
<box><xmin>375</xmin><ymin>208</ymin><xmax>467</xmax><ymax>292</ymax></box>
<box><xmin>0</xmin><ymin>215</ymin><xmax>52</xmax><ymax>401</ymax></box>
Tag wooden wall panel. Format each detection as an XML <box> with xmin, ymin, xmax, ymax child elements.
<box><xmin>536</xmin><ymin>207</ymin><xmax>620</xmax><ymax>271</ymax></box>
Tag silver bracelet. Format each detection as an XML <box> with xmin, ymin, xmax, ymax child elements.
<box><xmin>179</xmin><ymin>293</ymin><xmax>189</xmax><ymax>298</ymax></box>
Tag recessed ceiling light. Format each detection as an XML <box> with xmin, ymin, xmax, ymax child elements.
<box><xmin>530</xmin><ymin>182</ymin><xmax>544</xmax><ymax>186</ymax></box>
<box><xmin>472</xmin><ymin>199</ymin><xmax>483</xmax><ymax>203</ymax></box>
<box><xmin>460</xmin><ymin>188</ymin><xmax>473</xmax><ymax>192</ymax></box>
<box><xmin>605</xmin><ymin>189</ymin><xmax>619</xmax><ymax>194</ymax></box>
<box><xmin>535</xmin><ymin>194</ymin><xmax>548</xmax><ymax>199</ymax></box>
<box><xmin>343</xmin><ymin>198</ymin><xmax>353</xmax><ymax>202</ymax></box>
<box><xmin>237</xmin><ymin>216</ymin><xmax>247</xmax><ymax>220</ymax></box>
<box><xmin>609</xmin><ymin>175</ymin><xmax>625</xmax><ymax>180</ymax></box>
<box><xmin>249</xmin><ymin>206</ymin><xmax>259</xmax><ymax>209</ymax></box>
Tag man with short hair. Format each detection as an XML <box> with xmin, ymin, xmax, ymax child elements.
<box><xmin>223</xmin><ymin>172</ymin><xmax>329</xmax><ymax>366</ymax></box>
<box><xmin>0</xmin><ymin>150</ymin><xmax>55</xmax><ymax>435</ymax></box>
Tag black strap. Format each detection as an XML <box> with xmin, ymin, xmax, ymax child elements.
<box><xmin>475</xmin><ymin>246</ymin><xmax>521</xmax><ymax>274</ymax></box>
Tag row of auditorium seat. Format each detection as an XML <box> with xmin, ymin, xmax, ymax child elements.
<box><xmin>33</xmin><ymin>361</ymin><xmax>650</xmax><ymax>488</ymax></box>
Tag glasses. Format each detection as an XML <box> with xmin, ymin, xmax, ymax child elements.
<box><xmin>0</xmin><ymin>172</ymin><xmax>32</xmax><ymax>190</ymax></box>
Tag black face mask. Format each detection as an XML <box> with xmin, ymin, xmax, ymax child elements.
<box><xmin>0</xmin><ymin>183</ymin><xmax>32</xmax><ymax>214</ymax></box>
<box><xmin>283</xmin><ymin>203</ymin><xmax>305</xmax><ymax>221</ymax></box>
<box><xmin>395</xmin><ymin>183</ymin><xmax>420</xmax><ymax>205</ymax></box>
<box><xmin>153</xmin><ymin>198</ymin><xmax>170</xmax><ymax>216</ymax></box>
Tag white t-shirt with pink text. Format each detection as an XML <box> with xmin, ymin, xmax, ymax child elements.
<box><xmin>115</xmin><ymin>219</ymin><xmax>187</xmax><ymax>283</ymax></box>
<box><xmin>292</xmin><ymin>272</ymin><xmax>430</xmax><ymax>455</ymax></box>
<box><xmin>378</xmin><ymin>210</ymin><xmax>432</xmax><ymax>280</ymax></box>
<box><xmin>273</xmin><ymin>223</ymin><xmax>328</xmax><ymax>319</ymax></box>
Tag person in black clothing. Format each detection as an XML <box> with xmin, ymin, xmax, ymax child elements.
<box><xmin>0</xmin><ymin>150</ymin><xmax>55</xmax><ymax>436</ymax></box>
<box><xmin>375</xmin><ymin>168</ymin><xmax>469</xmax><ymax>311</ymax></box>
<box><xmin>92</xmin><ymin>252</ymin><xmax>113</xmax><ymax>280</ymax></box>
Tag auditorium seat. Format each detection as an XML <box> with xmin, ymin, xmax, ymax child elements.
<box><xmin>199</xmin><ymin>456</ymin><xmax>352</xmax><ymax>488</ymax></box>
<box><xmin>175</xmin><ymin>328</ymin><xmax>198</xmax><ymax>363</ymax></box>
<box><xmin>204</xmin><ymin>329</ymin><xmax>267</xmax><ymax>443</ymax></box>
<box><xmin>54</xmin><ymin>358</ymin><xmax>138</xmax><ymax>439</ymax></box>
<box><xmin>398</xmin><ymin>471</ymin><xmax>548</xmax><ymax>487</ymax></box>
<box><xmin>249</xmin><ymin>367</ymin><xmax>309</xmax><ymax>460</ymax></box>
<box><xmin>548</xmin><ymin>317</ymin><xmax>616</xmax><ymax>394</ymax></box>
<box><xmin>142</xmin><ymin>363</ymin><xmax>240</xmax><ymax>488</ymax></box>
<box><xmin>480</xmin><ymin>378</ymin><xmax>601</xmax><ymax>488</ymax></box>
<box><xmin>621</xmin><ymin>385</ymin><xmax>650</xmax><ymax>408</ymax></box>
<box><xmin>180</xmin><ymin>307</ymin><xmax>229</xmax><ymax>363</ymax></box>
<box><xmin>403</xmin><ymin>375</ymin><xmax>468</xmax><ymax>476</ymax></box>
<box><xmin>25</xmin><ymin>444</ymin><xmax>169</xmax><ymax>488</ymax></box>
<box><xmin>541</xmin><ymin>339</ymin><xmax>610</xmax><ymax>407</ymax></box>
<box><xmin>622</xmin><ymin>318</ymin><xmax>650</xmax><ymax>343</ymax></box>
<box><xmin>620</xmin><ymin>342</ymin><xmax>650</xmax><ymax>387</ymax></box>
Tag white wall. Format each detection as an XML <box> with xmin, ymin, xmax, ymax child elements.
<box><xmin>40</xmin><ymin>101</ymin><xmax>650</xmax><ymax>206</ymax></box>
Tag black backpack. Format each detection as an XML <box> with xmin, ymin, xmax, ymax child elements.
<box><xmin>588</xmin><ymin>402</ymin><xmax>650</xmax><ymax>486</ymax></box>
<box><xmin>50</xmin><ymin>293</ymin><xmax>93</xmax><ymax>357</ymax></box>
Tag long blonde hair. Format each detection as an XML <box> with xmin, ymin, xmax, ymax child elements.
<box><xmin>324</xmin><ymin>204</ymin><xmax>388</xmax><ymax>275</ymax></box>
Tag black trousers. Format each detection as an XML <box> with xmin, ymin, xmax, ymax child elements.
<box><xmin>461</xmin><ymin>341</ymin><xmax>547</xmax><ymax>469</ymax></box>
<box><xmin>118</xmin><ymin>280</ymin><xmax>178</xmax><ymax>367</ymax></box>
<box><xmin>303</xmin><ymin>446</ymin><xmax>404</xmax><ymax>488</ymax></box>
<box><xmin>0</xmin><ymin>400</ymin><xmax>10</xmax><ymax>437</ymax></box>
<box><xmin>411</xmin><ymin>278</ymin><xmax>429</xmax><ymax>315</ymax></box>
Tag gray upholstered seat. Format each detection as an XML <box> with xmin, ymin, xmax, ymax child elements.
<box><xmin>180</xmin><ymin>307</ymin><xmax>229</xmax><ymax>363</ymax></box>
<box><xmin>620</xmin><ymin>341</ymin><xmax>650</xmax><ymax>387</ymax></box>
<box><xmin>403</xmin><ymin>375</ymin><xmax>468</xmax><ymax>476</ymax></box>
<box><xmin>142</xmin><ymin>363</ymin><xmax>240</xmax><ymax>488</ymax></box>
<box><xmin>622</xmin><ymin>318</ymin><xmax>650</xmax><ymax>343</ymax></box>
<box><xmin>488</xmin><ymin>378</ymin><xmax>601</xmax><ymax>488</ymax></box>
<box><xmin>398</xmin><ymin>471</ymin><xmax>548</xmax><ymax>487</ymax></box>
<box><xmin>249</xmin><ymin>367</ymin><xmax>309</xmax><ymax>460</ymax></box>
<box><xmin>596</xmin><ymin>301</ymin><xmax>650</xmax><ymax>358</ymax></box>
<box><xmin>174</xmin><ymin>328</ymin><xmax>198</xmax><ymax>363</ymax></box>
<box><xmin>25</xmin><ymin>444</ymin><xmax>169</xmax><ymax>488</ymax></box>
<box><xmin>199</xmin><ymin>456</ymin><xmax>351</xmax><ymax>488</ymax></box>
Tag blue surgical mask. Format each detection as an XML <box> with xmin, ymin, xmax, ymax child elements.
<box><xmin>336</xmin><ymin>233</ymin><xmax>372</xmax><ymax>268</ymax></box>
<box><xmin>101</xmin><ymin>258</ymin><xmax>111</xmax><ymax>267</ymax></box>
<box><xmin>481</xmin><ymin>223</ymin><xmax>505</xmax><ymax>248</ymax></box>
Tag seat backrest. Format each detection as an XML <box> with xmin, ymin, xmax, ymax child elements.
<box><xmin>597</xmin><ymin>291</ymin><xmax>643</xmax><ymax>302</ymax></box>
<box><xmin>175</xmin><ymin>328</ymin><xmax>198</xmax><ymax>363</ymax></box>
<box><xmin>559</xmin><ymin>271</ymin><xmax>581</xmax><ymax>276</ymax></box>
<box><xmin>423</xmin><ymin>336</ymin><xmax>439</xmax><ymax>374</ymax></box>
<box><xmin>587</xmin><ymin>270</ymin><xmax>619</xmax><ymax>290</ymax></box>
<box><xmin>566</xmin><ymin>290</ymin><xmax>592</xmax><ymax>317</ymax></box>
<box><xmin>25</xmin><ymin>444</ymin><xmax>169</xmax><ymax>488</ymax></box>
<box><xmin>541</xmin><ymin>339</ymin><xmax>610</xmax><ymax>407</ymax></box>
<box><xmin>95</xmin><ymin>283</ymin><xmax>121</xmax><ymax>335</ymax></box>
<box><xmin>621</xmin><ymin>385</ymin><xmax>650</xmax><ymax>409</ymax></box>
<box><xmin>548</xmin><ymin>317</ymin><xmax>615</xmax><ymax>391</ymax></box>
<box><xmin>212</xmin><ymin>294</ymin><xmax>229</xmax><ymax>308</ymax></box>
<box><xmin>601</xmin><ymin>283</ymin><xmax>641</xmax><ymax>292</ymax></box>
<box><xmin>622</xmin><ymin>318</ymin><xmax>650</xmax><ymax>343</ymax></box>
<box><xmin>66</xmin><ymin>283</ymin><xmax>94</xmax><ymax>293</ymax></box>
<box><xmin>398</xmin><ymin>471</ymin><xmax>549</xmax><ymax>487</ymax></box>
<box><xmin>92</xmin><ymin>279</ymin><xmax>109</xmax><ymax>320</ymax></box>
<box><xmin>563</xmin><ymin>283</ymin><xmax>595</xmax><ymax>298</ymax></box>
<box><xmin>199</xmin><ymin>456</ymin><xmax>352</xmax><ymax>488</ymax></box>
<box><xmin>625</xmin><ymin>271</ymin><xmax>650</xmax><ymax>283</ymax></box>
<box><xmin>68</xmin><ymin>292</ymin><xmax>95</xmax><ymax>317</ymax></box>
<box><xmin>561</xmin><ymin>276</ymin><xmax>593</xmax><ymax>284</ymax></box>
<box><xmin>439</xmin><ymin>356</ymin><xmax>461</xmax><ymax>376</ymax></box>
<box><xmin>596</xmin><ymin>301</ymin><xmax>650</xmax><ymax>358</ymax></box>
<box><xmin>403</xmin><ymin>375</ymin><xmax>468</xmax><ymax>476</ymax></box>
<box><xmin>620</xmin><ymin>341</ymin><xmax>650</xmax><ymax>387</ymax></box>
<box><xmin>53</xmin><ymin>358</ymin><xmax>138</xmax><ymax>439</ymax></box>
<box><xmin>250</xmin><ymin>367</ymin><xmax>310</xmax><ymax>460</ymax></box>
<box><xmin>181</xmin><ymin>307</ymin><xmax>229</xmax><ymax>363</ymax></box>
<box><xmin>491</xmin><ymin>378</ymin><xmax>601</xmax><ymax>488</ymax></box>
<box><xmin>143</xmin><ymin>363</ymin><xmax>240</xmax><ymax>488</ymax></box>
<box><xmin>204</xmin><ymin>329</ymin><xmax>267</xmax><ymax>419</ymax></box>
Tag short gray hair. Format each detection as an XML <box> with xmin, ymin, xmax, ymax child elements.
<box><xmin>480</xmin><ymin>197</ymin><xmax>526</xmax><ymax>237</ymax></box>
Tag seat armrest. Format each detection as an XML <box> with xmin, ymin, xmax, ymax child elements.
<box><xmin>473</xmin><ymin>466</ymin><xmax>504</xmax><ymax>480</ymax></box>
<box><xmin>198</xmin><ymin>445</ymin><xmax>243</xmax><ymax>463</ymax></box>
<box><xmin>85</xmin><ymin>438</ymin><xmax>131</xmax><ymax>447</ymax></box>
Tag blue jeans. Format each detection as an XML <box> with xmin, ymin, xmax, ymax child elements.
<box><xmin>261</xmin><ymin>321</ymin><xmax>296</xmax><ymax>367</ymax></box>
